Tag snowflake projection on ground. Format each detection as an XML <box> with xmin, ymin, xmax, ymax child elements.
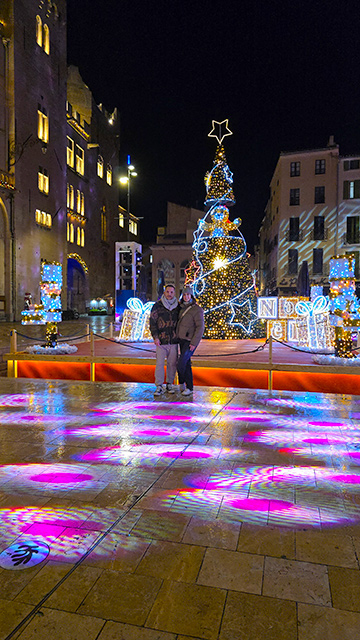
<box><xmin>191</xmin><ymin>121</ymin><xmax>264</xmax><ymax>339</ymax></box>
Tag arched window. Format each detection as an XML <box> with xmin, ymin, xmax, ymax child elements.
<box><xmin>81</xmin><ymin>228</ymin><xmax>85</xmax><ymax>247</ymax></box>
<box><xmin>36</xmin><ymin>15</ymin><xmax>42</xmax><ymax>47</ymax></box>
<box><xmin>80</xmin><ymin>192</ymin><xmax>85</xmax><ymax>215</ymax></box>
<box><xmin>43</xmin><ymin>24</ymin><xmax>50</xmax><ymax>54</ymax></box>
<box><xmin>70</xmin><ymin>223</ymin><xmax>74</xmax><ymax>243</ymax></box>
<box><xmin>67</xmin><ymin>222</ymin><xmax>69</xmax><ymax>241</ymax></box>
<box><xmin>106</xmin><ymin>164</ymin><xmax>112</xmax><ymax>185</ymax></box>
<box><xmin>76</xmin><ymin>227</ymin><xmax>81</xmax><ymax>245</ymax></box>
<box><xmin>97</xmin><ymin>155</ymin><xmax>103</xmax><ymax>178</ymax></box>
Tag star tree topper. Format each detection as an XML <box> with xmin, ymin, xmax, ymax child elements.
<box><xmin>208</xmin><ymin>119</ymin><xmax>233</xmax><ymax>145</ymax></box>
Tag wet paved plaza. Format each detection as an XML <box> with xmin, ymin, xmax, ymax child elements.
<box><xmin>0</xmin><ymin>378</ymin><xmax>360</xmax><ymax>639</ymax></box>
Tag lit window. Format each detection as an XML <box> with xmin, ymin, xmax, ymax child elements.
<box><xmin>67</xmin><ymin>137</ymin><xmax>74</xmax><ymax>167</ymax></box>
<box><xmin>76</xmin><ymin>227</ymin><xmax>81</xmax><ymax>245</ymax></box>
<box><xmin>36</xmin><ymin>15</ymin><xmax>42</xmax><ymax>46</ymax></box>
<box><xmin>80</xmin><ymin>192</ymin><xmax>85</xmax><ymax>215</ymax></box>
<box><xmin>46</xmin><ymin>213</ymin><xmax>52</xmax><ymax>227</ymax></box>
<box><xmin>35</xmin><ymin>209</ymin><xmax>41</xmax><ymax>223</ymax></box>
<box><xmin>81</xmin><ymin>228</ymin><xmax>85</xmax><ymax>246</ymax></box>
<box><xmin>101</xmin><ymin>206</ymin><xmax>107</xmax><ymax>241</ymax></box>
<box><xmin>67</xmin><ymin>184</ymin><xmax>74</xmax><ymax>210</ymax></box>
<box><xmin>129</xmin><ymin>219</ymin><xmax>138</xmax><ymax>236</ymax></box>
<box><xmin>76</xmin><ymin>189</ymin><xmax>81</xmax><ymax>213</ymax></box>
<box><xmin>106</xmin><ymin>164</ymin><xmax>112</xmax><ymax>185</ymax></box>
<box><xmin>43</xmin><ymin>24</ymin><xmax>50</xmax><ymax>54</ymax></box>
<box><xmin>38</xmin><ymin>167</ymin><xmax>49</xmax><ymax>194</ymax></box>
<box><xmin>97</xmin><ymin>155</ymin><xmax>103</xmax><ymax>178</ymax></box>
<box><xmin>37</xmin><ymin>107</ymin><xmax>49</xmax><ymax>143</ymax></box>
<box><xmin>76</xmin><ymin>145</ymin><xmax>84</xmax><ymax>175</ymax></box>
<box><xmin>119</xmin><ymin>211</ymin><xmax>124</xmax><ymax>227</ymax></box>
<box><xmin>67</xmin><ymin>222</ymin><xmax>69</xmax><ymax>241</ymax></box>
<box><xmin>69</xmin><ymin>223</ymin><xmax>74</xmax><ymax>243</ymax></box>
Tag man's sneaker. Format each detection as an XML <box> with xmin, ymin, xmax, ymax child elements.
<box><xmin>154</xmin><ymin>385</ymin><xmax>164</xmax><ymax>396</ymax></box>
<box><xmin>181</xmin><ymin>387</ymin><xmax>193</xmax><ymax>396</ymax></box>
<box><xmin>179</xmin><ymin>383</ymin><xmax>185</xmax><ymax>392</ymax></box>
<box><xmin>166</xmin><ymin>383</ymin><xmax>176</xmax><ymax>394</ymax></box>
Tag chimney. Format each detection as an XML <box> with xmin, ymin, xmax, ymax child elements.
<box><xmin>327</xmin><ymin>135</ymin><xmax>336</xmax><ymax>148</ymax></box>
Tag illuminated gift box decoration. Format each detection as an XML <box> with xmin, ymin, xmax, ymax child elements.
<box><xmin>295</xmin><ymin>296</ymin><xmax>333</xmax><ymax>350</ymax></box>
<box><xmin>119</xmin><ymin>298</ymin><xmax>155</xmax><ymax>341</ymax></box>
<box><xmin>21</xmin><ymin>262</ymin><xmax>62</xmax><ymax>326</ymax></box>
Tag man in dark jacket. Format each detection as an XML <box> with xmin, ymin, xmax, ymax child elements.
<box><xmin>150</xmin><ymin>284</ymin><xmax>179</xmax><ymax>396</ymax></box>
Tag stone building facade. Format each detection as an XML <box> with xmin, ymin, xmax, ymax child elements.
<box><xmin>0</xmin><ymin>1</ymin><xmax>139</xmax><ymax>320</ymax></box>
<box><xmin>258</xmin><ymin>137</ymin><xmax>360</xmax><ymax>296</ymax></box>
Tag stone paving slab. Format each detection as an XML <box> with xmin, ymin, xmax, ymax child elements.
<box><xmin>0</xmin><ymin>378</ymin><xmax>359</xmax><ymax>639</ymax></box>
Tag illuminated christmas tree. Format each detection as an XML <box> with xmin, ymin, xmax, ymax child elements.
<box><xmin>192</xmin><ymin>120</ymin><xmax>263</xmax><ymax>339</ymax></box>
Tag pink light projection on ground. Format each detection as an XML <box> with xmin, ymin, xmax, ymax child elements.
<box><xmin>160</xmin><ymin>487</ymin><xmax>354</xmax><ymax>527</ymax></box>
<box><xmin>0</xmin><ymin>464</ymin><xmax>97</xmax><ymax>492</ymax></box>
<box><xmin>224</xmin><ymin>497</ymin><xmax>293</xmax><ymax>511</ymax></box>
<box><xmin>308</xmin><ymin>421</ymin><xmax>346</xmax><ymax>427</ymax></box>
<box><xmin>30</xmin><ymin>473</ymin><xmax>93</xmax><ymax>483</ymax></box>
<box><xmin>77</xmin><ymin>443</ymin><xmax>224</xmax><ymax>463</ymax></box>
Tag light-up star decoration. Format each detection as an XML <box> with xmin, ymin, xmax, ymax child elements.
<box><xmin>184</xmin><ymin>260</ymin><xmax>201</xmax><ymax>286</ymax></box>
<box><xmin>229</xmin><ymin>298</ymin><xmax>258</xmax><ymax>332</ymax></box>
<box><xmin>208</xmin><ymin>119</ymin><xmax>233</xmax><ymax>145</ymax></box>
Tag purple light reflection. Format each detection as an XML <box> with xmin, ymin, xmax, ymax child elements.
<box><xmin>30</xmin><ymin>473</ymin><xmax>93</xmax><ymax>484</ymax></box>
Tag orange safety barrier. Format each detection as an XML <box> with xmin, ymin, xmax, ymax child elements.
<box><xmin>14</xmin><ymin>359</ymin><xmax>360</xmax><ymax>395</ymax></box>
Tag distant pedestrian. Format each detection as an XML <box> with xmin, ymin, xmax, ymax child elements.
<box><xmin>176</xmin><ymin>286</ymin><xmax>204</xmax><ymax>396</ymax></box>
<box><xmin>150</xmin><ymin>284</ymin><xmax>179</xmax><ymax>396</ymax></box>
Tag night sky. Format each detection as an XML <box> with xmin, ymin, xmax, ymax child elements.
<box><xmin>66</xmin><ymin>0</ymin><xmax>360</xmax><ymax>252</ymax></box>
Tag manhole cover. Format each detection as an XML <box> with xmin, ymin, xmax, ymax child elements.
<box><xmin>0</xmin><ymin>540</ymin><xmax>50</xmax><ymax>570</ymax></box>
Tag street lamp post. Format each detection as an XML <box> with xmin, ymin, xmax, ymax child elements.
<box><xmin>120</xmin><ymin>155</ymin><xmax>137</xmax><ymax>241</ymax></box>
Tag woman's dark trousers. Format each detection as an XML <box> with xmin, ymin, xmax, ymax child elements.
<box><xmin>177</xmin><ymin>339</ymin><xmax>195</xmax><ymax>391</ymax></box>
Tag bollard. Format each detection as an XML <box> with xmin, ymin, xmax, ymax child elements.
<box><xmin>268</xmin><ymin>335</ymin><xmax>273</xmax><ymax>392</ymax></box>
<box><xmin>86</xmin><ymin>324</ymin><xmax>90</xmax><ymax>342</ymax></box>
<box><xmin>10</xmin><ymin>330</ymin><xmax>17</xmax><ymax>354</ymax></box>
<box><xmin>109</xmin><ymin>322</ymin><xmax>113</xmax><ymax>339</ymax></box>
<box><xmin>90</xmin><ymin>331</ymin><xmax>95</xmax><ymax>357</ymax></box>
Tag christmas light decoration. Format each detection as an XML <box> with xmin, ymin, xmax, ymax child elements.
<box><xmin>192</xmin><ymin>122</ymin><xmax>263</xmax><ymax>339</ymax></box>
<box><xmin>184</xmin><ymin>260</ymin><xmax>200</xmax><ymax>286</ymax></box>
<box><xmin>67</xmin><ymin>253</ymin><xmax>88</xmax><ymax>273</ymax></box>
<box><xmin>119</xmin><ymin>298</ymin><xmax>155</xmax><ymax>341</ymax></box>
<box><xmin>295</xmin><ymin>296</ymin><xmax>333</xmax><ymax>350</ymax></box>
<box><xmin>21</xmin><ymin>261</ymin><xmax>62</xmax><ymax>347</ymax></box>
<box><xmin>329</xmin><ymin>255</ymin><xmax>360</xmax><ymax>358</ymax></box>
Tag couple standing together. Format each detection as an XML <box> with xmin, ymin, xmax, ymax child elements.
<box><xmin>149</xmin><ymin>284</ymin><xmax>204</xmax><ymax>397</ymax></box>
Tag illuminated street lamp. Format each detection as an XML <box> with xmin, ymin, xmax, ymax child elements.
<box><xmin>120</xmin><ymin>155</ymin><xmax>138</xmax><ymax>240</ymax></box>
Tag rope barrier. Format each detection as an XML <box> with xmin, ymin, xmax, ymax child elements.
<box><xmin>93</xmin><ymin>333</ymin><xmax>270</xmax><ymax>357</ymax></box>
<box><xmin>270</xmin><ymin>336</ymin><xmax>360</xmax><ymax>357</ymax></box>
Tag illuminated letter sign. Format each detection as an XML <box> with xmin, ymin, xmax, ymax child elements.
<box><xmin>257</xmin><ymin>297</ymin><xmax>278</xmax><ymax>319</ymax></box>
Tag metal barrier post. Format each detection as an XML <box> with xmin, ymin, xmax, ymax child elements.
<box><xmin>109</xmin><ymin>322</ymin><xmax>113</xmax><ymax>339</ymax></box>
<box><xmin>10</xmin><ymin>329</ymin><xmax>17</xmax><ymax>354</ymax></box>
<box><xmin>268</xmin><ymin>335</ymin><xmax>273</xmax><ymax>392</ymax></box>
<box><xmin>86</xmin><ymin>324</ymin><xmax>90</xmax><ymax>342</ymax></box>
<box><xmin>90</xmin><ymin>331</ymin><xmax>95</xmax><ymax>381</ymax></box>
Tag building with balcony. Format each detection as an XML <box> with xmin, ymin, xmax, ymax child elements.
<box><xmin>258</xmin><ymin>137</ymin><xmax>360</xmax><ymax>296</ymax></box>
